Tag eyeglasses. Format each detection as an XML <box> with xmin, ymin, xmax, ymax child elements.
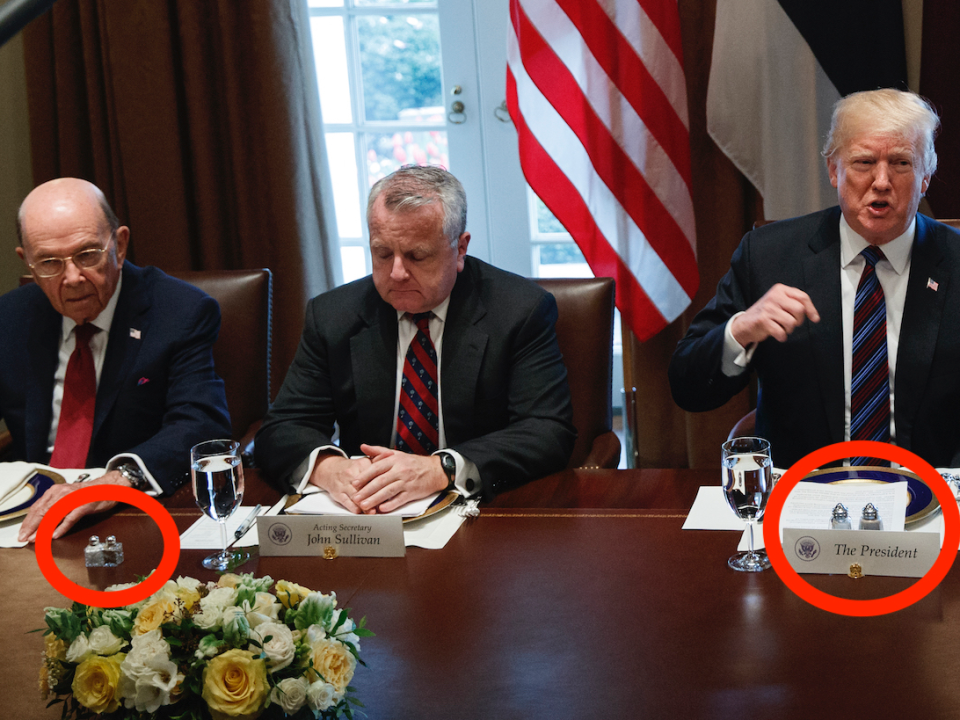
<box><xmin>27</xmin><ymin>234</ymin><xmax>114</xmax><ymax>278</ymax></box>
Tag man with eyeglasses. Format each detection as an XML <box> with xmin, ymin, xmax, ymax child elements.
<box><xmin>0</xmin><ymin>178</ymin><xmax>230</xmax><ymax>542</ymax></box>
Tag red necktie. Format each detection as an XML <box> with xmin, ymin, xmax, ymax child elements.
<box><xmin>396</xmin><ymin>312</ymin><xmax>439</xmax><ymax>455</ymax></box>
<box><xmin>50</xmin><ymin>324</ymin><xmax>99</xmax><ymax>468</ymax></box>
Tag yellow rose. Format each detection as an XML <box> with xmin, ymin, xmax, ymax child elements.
<box><xmin>307</xmin><ymin>639</ymin><xmax>356</xmax><ymax>694</ymax></box>
<box><xmin>72</xmin><ymin>653</ymin><xmax>125</xmax><ymax>714</ymax></box>
<box><xmin>275</xmin><ymin>580</ymin><xmax>312</xmax><ymax>609</ymax></box>
<box><xmin>202</xmin><ymin>649</ymin><xmax>267</xmax><ymax>720</ymax></box>
<box><xmin>133</xmin><ymin>596</ymin><xmax>178</xmax><ymax>635</ymax></box>
<box><xmin>218</xmin><ymin>573</ymin><xmax>243</xmax><ymax>589</ymax></box>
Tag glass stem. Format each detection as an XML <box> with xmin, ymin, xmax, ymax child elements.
<box><xmin>746</xmin><ymin>519</ymin><xmax>755</xmax><ymax>554</ymax></box>
<box><xmin>219</xmin><ymin>520</ymin><xmax>229</xmax><ymax>556</ymax></box>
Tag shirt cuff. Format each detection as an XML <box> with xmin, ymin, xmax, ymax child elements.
<box><xmin>722</xmin><ymin>312</ymin><xmax>756</xmax><ymax>377</ymax></box>
<box><xmin>435</xmin><ymin>449</ymin><xmax>481</xmax><ymax>497</ymax></box>
<box><xmin>293</xmin><ymin>446</ymin><xmax>348</xmax><ymax>494</ymax></box>
<box><xmin>106</xmin><ymin>454</ymin><xmax>162</xmax><ymax>495</ymax></box>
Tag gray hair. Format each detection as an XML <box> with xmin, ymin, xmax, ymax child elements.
<box><xmin>822</xmin><ymin>88</ymin><xmax>940</xmax><ymax>177</ymax></box>
<box><xmin>366</xmin><ymin>165</ymin><xmax>467</xmax><ymax>246</ymax></box>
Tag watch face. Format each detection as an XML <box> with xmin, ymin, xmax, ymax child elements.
<box><xmin>441</xmin><ymin>453</ymin><xmax>456</xmax><ymax>478</ymax></box>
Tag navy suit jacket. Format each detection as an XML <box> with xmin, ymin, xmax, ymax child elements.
<box><xmin>255</xmin><ymin>256</ymin><xmax>576</xmax><ymax>498</ymax></box>
<box><xmin>0</xmin><ymin>262</ymin><xmax>231</xmax><ymax>493</ymax></box>
<box><xmin>669</xmin><ymin>208</ymin><xmax>960</xmax><ymax>468</ymax></box>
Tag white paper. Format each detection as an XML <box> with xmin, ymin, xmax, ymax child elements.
<box><xmin>179</xmin><ymin>506</ymin><xmax>269</xmax><ymax>549</ymax></box>
<box><xmin>285</xmin><ymin>489</ymin><xmax>440</xmax><ymax>518</ymax></box>
<box><xmin>682</xmin><ymin>486</ymin><xmax>749</xmax><ymax>531</ymax></box>
<box><xmin>403</xmin><ymin>505</ymin><xmax>467</xmax><ymax>548</ymax></box>
<box><xmin>781</xmin><ymin>482</ymin><xmax>908</xmax><ymax>532</ymax></box>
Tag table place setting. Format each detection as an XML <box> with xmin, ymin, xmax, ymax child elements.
<box><xmin>0</xmin><ymin>461</ymin><xmax>105</xmax><ymax>548</ymax></box>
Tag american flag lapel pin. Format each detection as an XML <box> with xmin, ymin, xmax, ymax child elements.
<box><xmin>130</xmin><ymin>328</ymin><xmax>141</xmax><ymax>339</ymax></box>
<box><xmin>927</xmin><ymin>278</ymin><xmax>939</xmax><ymax>292</ymax></box>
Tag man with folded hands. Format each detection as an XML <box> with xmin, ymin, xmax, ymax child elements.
<box><xmin>256</xmin><ymin>166</ymin><xmax>575</xmax><ymax>513</ymax></box>
<box><xmin>669</xmin><ymin>88</ymin><xmax>960</xmax><ymax>469</ymax></box>
<box><xmin>0</xmin><ymin>178</ymin><xmax>230</xmax><ymax>542</ymax></box>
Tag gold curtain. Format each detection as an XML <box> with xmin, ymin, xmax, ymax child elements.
<box><xmin>623</xmin><ymin>0</ymin><xmax>761</xmax><ymax>469</ymax></box>
<box><xmin>21</xmin><ymin>0</ymin><xmax>338</xmax><ymax>396</ymax></box>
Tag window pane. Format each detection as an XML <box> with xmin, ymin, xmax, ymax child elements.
<box><xmin>357</xmin><ymin>15</ymin><xmax>442</xmax><ymax>122</ymax></box>
<box><xmin>356</xmin><ymin>0</ymin><xmax>433</xmax><ymax>6</ymax></box>
<box><xmin>325</xmin><ymin>132</ymin><xmax>363</xmax><ymax>239</ymax></box>
<box><xmin>341</xmin><ymin>246</ymin><xmax>369</xmax><ymax>283</ymax></box>
<box><xmin>308</xmin><ymin>0</ymin><xmax>344</xmax><ymax>7</ymax></box>
<box><xmin>364</xmin><ymin>130</ymin><xmax>448</xmax><ymax>188</ymax></box>
<box><xmin>535</xmin><ymin>196</ymin><xmax>567</xmax><ymax>234</ymax></box>
<box><xmin>532</xmin><ymin>243</ymin><xmax>592</xmax><ymax>278</ymax></box>
<box><xmin>311</xmin><ymin>17</ymin><xmax>352</xmax><ymax>124</ymax></box>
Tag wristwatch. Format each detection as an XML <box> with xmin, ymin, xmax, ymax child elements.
<box><xmin>438</xmin><ymin>452</ymin><xmax>457</xmax><ymax>489</ymax></box>
<box><xmin>116</xmin><ymin>463</ymin><xmax>150</xmax><ymax>491</ymax></box>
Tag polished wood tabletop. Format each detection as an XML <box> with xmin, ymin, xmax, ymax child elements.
<box><xmin>4</xmin><ymin>468</ymin><xmax>960</xmax><ymax>719</ymax></box>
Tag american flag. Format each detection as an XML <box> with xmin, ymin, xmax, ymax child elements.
<box><xmin>506</xmin><ymin>0</ymin><xmax>698</xmax><ymax>340</ymax></box>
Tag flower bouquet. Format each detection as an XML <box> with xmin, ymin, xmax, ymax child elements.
<box><xmin>37</xmin><ymin>573</ymin><xmax>372</xmax><ymax>719</ymax></box>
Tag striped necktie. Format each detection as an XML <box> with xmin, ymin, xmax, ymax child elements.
<box><xmin>396</xmin><ymin>312</ymin><xmax>439</xmax><ymax>455</ymax></box>
<box><xmin>850</xmin><ymin>246</ymin><xmax>890</xmax><ymax>465</ymax></box>
<box><xmin>50</xmin><ymin>323</ymin><xmax>99</xmax><ymax>468</ymax></box>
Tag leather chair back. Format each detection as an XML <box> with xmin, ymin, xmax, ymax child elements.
<box><xmin>171</xmin><ymin>270</ymin><xmax>272</xmax><ymax>442</ymax></box>
<box><xmin>535</xmin><ymin>277</ymin><xmax>620</xmax><ymax>469</ymax></box>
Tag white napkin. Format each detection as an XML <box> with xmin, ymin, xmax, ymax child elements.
<box><xmin>0</xmin><ymin>462</ymin><xmax>40</xmax><ymax>508</ymax></box>
<box><xmin>285</xmin><ymin>489</ymin><xmax>441</xmax><ymax>518</ymax></box>
<box><xmin>403</xmin><ymin>504</ymin><xmax>468</xmax><ymax>548</ymax></box>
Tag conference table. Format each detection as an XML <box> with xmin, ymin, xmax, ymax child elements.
<box><xmin>5</xmin><ymin>467</ymin><xmax>960</xmax><ymax>719</ymax></box>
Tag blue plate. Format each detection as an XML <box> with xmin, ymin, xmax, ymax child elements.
<box><xmin>0</xmin><ymin>469</ymin><xmax>66</xmax><ymax>522</ymax></box>
<box><xmin>801</xmin><ymin>467</ymin><xmax>939</xmax><ymax>525</ymax></box>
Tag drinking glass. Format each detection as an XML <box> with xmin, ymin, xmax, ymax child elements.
<box><xmin>191</xmin><ymin>439</ymin><xmax>248</xmax><ymax>571</ymax></box>
<box><xmin>721</xmin><ymin>436</ymin><xmax>773</xmax><ymax>572</ymax></box>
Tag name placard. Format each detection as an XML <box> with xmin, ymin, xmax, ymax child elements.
<box><xmin>783</xmin><ymin>528</ymin><xmax>940</xmax><ymax>578</ymax></box>
<box><xmin>257</xmin><ymin>515</ymin><xmax>405</xmax><ymax>557</ymax></box>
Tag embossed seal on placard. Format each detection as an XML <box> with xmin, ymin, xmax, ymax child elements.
<box><xmin>795</xmin><ymin>536</ymin><xmax>820</xmax><ymax>561</ymax></box>
<box><xmin>323</xmin><ymin>546</ymin><xmax>338</xmax><ymax>560</ymax></box>
<box><xmin>269</xmin><ymin>523</ymin><xmax>292</xmax><ymax>546</ymax></box>
<box><xmin>849</xmin><ymin>563</ymin><xmax>864</xmax><ymax>579</ymax></box>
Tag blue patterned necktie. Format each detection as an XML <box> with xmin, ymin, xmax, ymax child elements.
<box><xmin>396</xmin><ymin>312</ymin><xmax>439</xmax><ymax>455</ymax></box>
<box><xmin>850</xmin><ymin>246</ymin><xmax>890</xmax><ymax>465</ymax></box>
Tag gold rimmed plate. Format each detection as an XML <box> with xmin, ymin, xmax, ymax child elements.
<box><xmin>0</xmin><ymin>468</ymin><xmax>66</xmax><ymax>522</ymax></box>
<box><xmin>402</xmin><ymin>490</ymin><xmax>459</xmax><ymax>524</ymax></box>
<box><xmin>802</xmin><ymin>467</ymin><xmax>939</xmax><ymax>525</ymax></box>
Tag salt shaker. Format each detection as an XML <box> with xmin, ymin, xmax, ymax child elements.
<box><xmin>859</xmin><ymin>503</ymin><xmax>883</xmax><ymax>531</ymax></box>
<box><xmin>101</xmin><ymin>536</ymin><xmax>124</xmax><ymax>567</ymax></box>
<box><xmin>830</xmin><ymin>503</ymin><xmax>851</xmax><ymax>530</ymax></box>
<box><xmin>84</xmin><ymin>536</ymin><xmax>104</xmax><ymax>567</ymax></box>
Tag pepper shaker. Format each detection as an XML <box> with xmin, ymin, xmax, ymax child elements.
<box><xmin>830</xmin><ymin>503</ymin><xmax>851</xmax><ymax>530</ymax></box>
<box><xmin>859</xmin><ymin>503</ymin><xmax>883</xmax><ymax>530</ymax></box>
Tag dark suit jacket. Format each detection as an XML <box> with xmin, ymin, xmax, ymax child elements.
<box><xmin>669</xmin><ymin>208</ymin><xmax>960</xmax><ymax>468</ymax></box>
<box><xmin>255</xmin><ymin>256</ymin><xmax>576</xmax><ymax>498</ymax></box>
<box><xmin>0</xmin><ymin>262</ymin><xmax>231</xmax><ymax>493</ymax></box>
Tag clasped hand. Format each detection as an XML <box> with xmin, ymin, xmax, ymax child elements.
<box><xmin>310</xmin><ymin>444</ymin><xmax>448</xmax><ymax>515</ymax></box>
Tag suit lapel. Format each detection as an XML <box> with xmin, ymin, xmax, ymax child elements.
<box><xmin>802</xmin><ymin>209</ymin><xmax>845</xmax><ymax>444</ymax></box>
<box><xmin>350</xmin><ymin>287</ymin><xmax>400</xmax><ymax>447</ymax></box>
<box><xmin>896</xmin><ymin>215</ymin><xmax>947</xmax><ymax>444</ymax></box>
<box><xmin>439</xmin><ymin>263</ymin><xmax>488</xmax><ymax>446</ymax></box>
<box><xmin>93</xmin><ymin>265</ymin><xmax>149</xmax><ymax>441</ymax></box>
<box><xmin>25</xmin><ymin>300</ymin><xmax>61</xmax><ymax>461</ymax></box>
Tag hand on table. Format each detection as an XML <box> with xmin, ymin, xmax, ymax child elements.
<box><xmin>351</xmin><ymin>444</ymin><xmax>448</xmax><ymax>514</ymax></box>
<box><xmin>731</xmin><ymin>283</ymin><xmax>820</xmax><ymax>346</ymax></box>
<box><xmin>18</xmin><ymin>470</ymin><xmax>129</xmax><ymax>543</ymax></box>
<box><xmin>308</xmin><ymin>453</ymin><xmax>373</xmax><ymax>514</ymax></box>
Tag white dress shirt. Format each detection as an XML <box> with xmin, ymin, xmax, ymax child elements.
<box><xmin>721</xmin><ymin>215</ymin><xmax>916</xmax><ymax>446</ymax></box>
<box><xmin>295</xmin><ymin>296</ymin><xmax>481</xmax><ymax>499</ymax></box>
<box><xmin>46</xmin><ymin>274</ymin><xmax>161</xmax><ymax>492</ymax></box>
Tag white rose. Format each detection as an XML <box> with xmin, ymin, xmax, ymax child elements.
<box><xmin>88</xmin><ymin>626</ymin><xmax>125</xmax><ymax>656</ymax></box>
<box><xmin>193</xmin><ymin>587</ymin><xmax>237</xmax><ymax>630</ymax></box>
<box><xmin>191</xmin><ymin>605</ymin><xmax>223</xmax><ymax>631</ymax></box>
<box><xmin>125</xmin><ymin>629</ymin><xmax>170</xmax><ymax>665</ymax></box>
<box><xmin>120</xmin><ymin>654</ymin><xmax>182</xmax><ymax>713</ymax></box>
<box><xmin>249</xmin><ymin>622</ymin><xmax>295</xmax><ymax>672</ymax></box>
<box><xmin>66</xmin><ymin>634</ymin><xmax>94</xmax><ymax>663</ymax></box>
<box><xmin>270</xmin><ymin>676</ymin><xmax>309</xmax><ymax>714</ymax></box>
<box><xmin>306</xmin><ymin>680</ymin><xmax>340</xmax><ymax>713</ymax></box>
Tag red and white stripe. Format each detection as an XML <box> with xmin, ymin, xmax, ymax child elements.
<box><xmin>507</xmin><ymin>0</ymin><xmax>698</xmax><ymax>340</ymax></box>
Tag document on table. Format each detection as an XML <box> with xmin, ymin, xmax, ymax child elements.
<box><xmin>285</xmin><ymin>488</ymin><xmax>440</xmax><ymax>518</ymax></box>
<box><xmin>180</xmin><ymin>505</ymin><xmax>271</xmax><ymax>549</ymax></box>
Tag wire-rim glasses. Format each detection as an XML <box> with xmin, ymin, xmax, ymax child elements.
<box><xmin>28</xmin><ymin>232</ymin><xmax>115</xmax><ymax>278</ymax></box>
